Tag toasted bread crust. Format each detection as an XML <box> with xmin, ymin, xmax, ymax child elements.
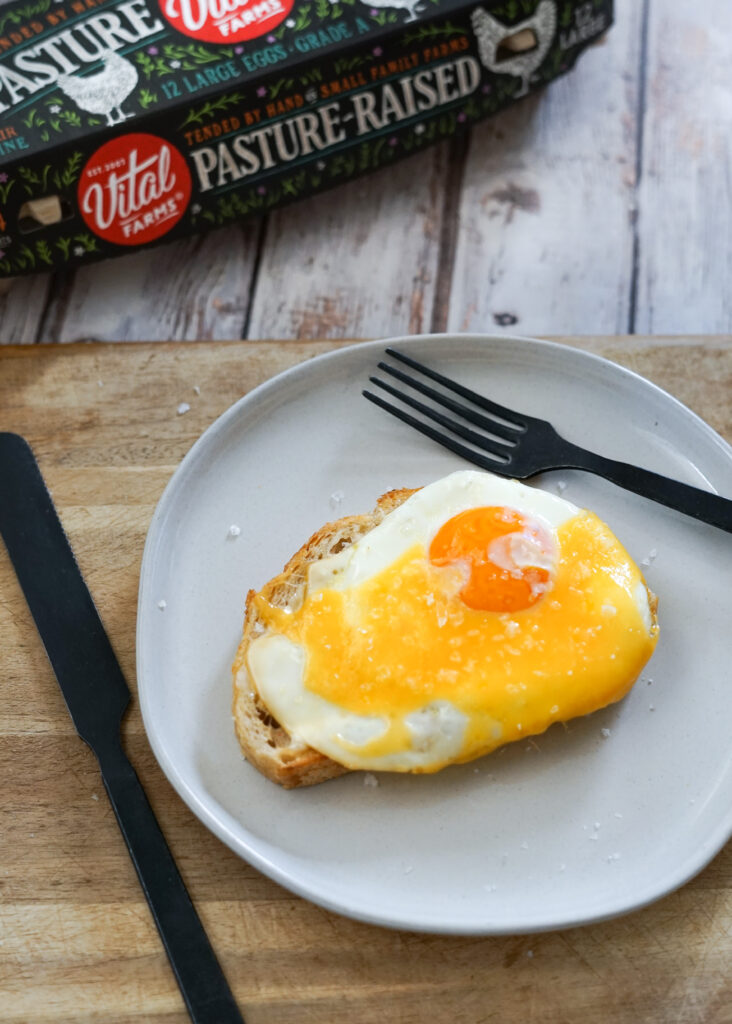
<box><xmin>232</xmin><ymin>487</ymin><xmax>418</xmax><ymax>788</ymax></box>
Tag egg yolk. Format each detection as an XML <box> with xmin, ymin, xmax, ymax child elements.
<box><xmin>429</xmin><ymin>506</ymin><xmax>554</xmax><ymax>613</ymax></box>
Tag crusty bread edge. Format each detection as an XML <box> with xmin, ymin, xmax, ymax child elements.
<box><xmin>231</xmin><ymin>487</ymin><xmax>419</xmax><ymax>788</ymax></box>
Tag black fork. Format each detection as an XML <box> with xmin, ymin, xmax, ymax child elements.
<box><xmin>363</xmin><ymin>348</ymin><xmax>732</xmax><ymax>534</ymax></box>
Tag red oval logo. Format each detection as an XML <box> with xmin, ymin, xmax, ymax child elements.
<box><xmin>161</xmin><ymin>0</ymin><xmax>293</xmax><ymax>43</ymax></box>
<box><xmin>78</xmin><ymin>133</ymin><xmax>192</xmax><ymax>247</ymax></box>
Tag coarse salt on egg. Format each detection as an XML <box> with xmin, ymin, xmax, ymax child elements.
<box><xmin>246</xmin><ymin>470</ymin><xmax>659</xmax><ymax>774</ymax></box>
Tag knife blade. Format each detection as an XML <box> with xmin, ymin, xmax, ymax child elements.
<box><xmin>0</xmin><ymin>432</ymin><xmax>244</xmax><ymax>1024</ymax></box>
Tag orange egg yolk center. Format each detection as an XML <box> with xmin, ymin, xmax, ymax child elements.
<box><xmin>428</xmin><ymin>506</ymin><xmax>555</xmax><ymax>613</ymax></box>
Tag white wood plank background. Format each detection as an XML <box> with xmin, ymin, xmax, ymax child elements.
<box><xmin>635</xmin><ymin>0</ymin><xmax>732</xmax><ymax>334</ymax></box>
<box><xmin>1</xmin><ymin>0</ymin><xmax>729</xmax><ymax>344</ymax></box>
<box><xmin>42</xmin><ymin>224</ymin><xmax>262</xmax><ymax>343</ymax></box>
<box><xmin>247</xmin><ymin>144</ymin><xmax>451</xmax><ymax>340</ymax></box>
<box><xmin>447</xmin><ymin>6</ymin><xmax>644</xmax><ymax>337</ymax></box>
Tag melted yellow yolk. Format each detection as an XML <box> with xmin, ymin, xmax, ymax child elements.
<box><xmin>252</xmin><ymin>510</ymin><xmax>658</xmax><ymax>771</ymax></box>
<box><xmin>429</xmin><ymin>506</ymin><xmax>554</xmax><ymax>613</ymax></box>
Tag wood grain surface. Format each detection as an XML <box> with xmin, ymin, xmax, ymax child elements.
<box><xmin>2</xmin><ymin>0</ymin><xmax>732</xmax><ymax>345</ymax></box>
<box><xmin>1</xmin><ymin>337</ymin><xmax>730</xmax><ymax>1024</ymax></box>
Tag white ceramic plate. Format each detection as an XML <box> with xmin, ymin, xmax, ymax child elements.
<box><xmin>137</xmin><ymin>334</ymin><xmax>732</xmax><ymax>935</ymax></box>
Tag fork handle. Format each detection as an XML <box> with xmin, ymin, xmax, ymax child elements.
<box><xmin>564</xmin><ymin>442</ymin><xmax>732</xmax><ymax>533</ymax></box>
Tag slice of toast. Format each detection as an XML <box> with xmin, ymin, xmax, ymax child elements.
<box><xmin>232</xmin><ymin>487</ymin><xmax>418</xmax><ymax>788</ymax></box>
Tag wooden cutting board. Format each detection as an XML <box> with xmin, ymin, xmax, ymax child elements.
<box><xmin>1</xmin><ymin>337</ymin><xmax>730</xmax><ymax>1024</ymax></box>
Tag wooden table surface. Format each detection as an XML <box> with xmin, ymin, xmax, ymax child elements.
<box><xmin>0</xmin><ymin>0</ymin><xmax>730</xmax><ymax>344</ymax></box>
<box><xmin>0</xmin><ymin>336</ymin><xmax>730</xmax><ymax>1024</ymax></box>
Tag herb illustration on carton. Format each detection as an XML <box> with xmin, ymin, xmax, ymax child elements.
<box><xmin>0</xmin><ymin>0</ymin><xmax>614</xmax><ymax>276</ymax></box>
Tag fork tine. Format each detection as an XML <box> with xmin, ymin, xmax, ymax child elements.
<box><xmin>385</xmin><ymin>348</ymin><xmax>530</xmax><ymax>430</ymax></box>
<box><xmin>369</xmin><ymin>376</ymin><xmax>514</xmax><ymax>462</ymax></box>
<box><xmin>363</xmin><ymin>390</ymin><xmax>513</xmax><ymax>473</ymax></box>
<box><xmin>377</xmin><ymin>361</ymin><xmax>521</xmax><ymax>444</ymax></box>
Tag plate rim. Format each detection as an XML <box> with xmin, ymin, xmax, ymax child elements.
<box><xmin>136</xmin><ymin>332</ymin><xmax>732</xmax><ymax>935</ymax></box>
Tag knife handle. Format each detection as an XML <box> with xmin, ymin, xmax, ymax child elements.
<box><xmin>98</xmin><ymin>740</ymin><xmax>245</xmax><ymax>1023</ymax></box>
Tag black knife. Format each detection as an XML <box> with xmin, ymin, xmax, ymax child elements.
<box><xmin>0</xmin><ymin>433</ymin><xmax>244</xmax><ymax>1024</ymax></box>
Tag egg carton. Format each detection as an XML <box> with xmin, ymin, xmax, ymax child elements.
<box><xmin>0</xmin><ymin>0</ymin><xmax>613</xmax><ymax>278</ymax></box>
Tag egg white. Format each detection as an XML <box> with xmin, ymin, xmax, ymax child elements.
<box><xmin>307</xmin><ymin>470</ymin><xmax>577</xmax><ymax>595</ymax></box>
<box><xmin>247</xmin><ymin>632</ymin><xmax>474</xmax><ymax>769</ymax></box>
<box><xmin>247</xmin><ymin>470</ymin><xmax>588</xmax><ymax>772</ymax></box>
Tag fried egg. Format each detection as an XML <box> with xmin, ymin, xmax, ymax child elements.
<box><xmin>246</xmin><ymin>471</ymin><xmax>659</xmax><ymax>773</ymax></box>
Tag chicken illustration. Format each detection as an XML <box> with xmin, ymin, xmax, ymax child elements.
<box><xmin>471</xmin><ymin>1</ymin><xmax>557</xmax><ymax>98</ymax></box>
<box><xmin>359</xmin><ymin>0</ymin><xmax>424</xmax><ymax>23</ymax></box>
<box><xmin>57</xmin><ymin>51</ymin><xmax>138</xmax><ymax>127</ymax></box>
